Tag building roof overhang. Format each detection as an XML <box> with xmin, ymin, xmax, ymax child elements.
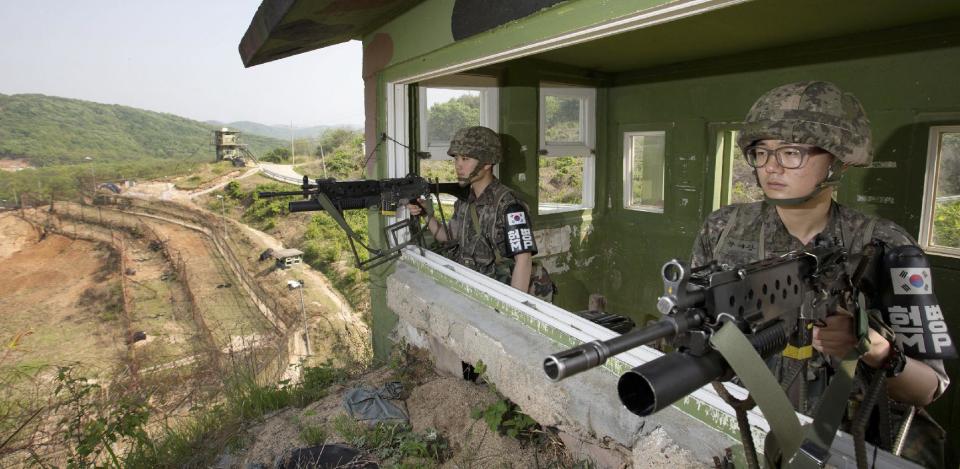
<box><xmin>239</xmin><ymin>0</ymin><xmax>424</xmax><ymax>68</ymax></box>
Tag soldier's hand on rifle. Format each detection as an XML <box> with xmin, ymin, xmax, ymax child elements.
<box><xmin>408</xmin><ymin>198</ymin><xmax>449</xmax><ymax>242</ymax></box>
<box><xmin>406</xmin><ymin>198</ymin><xmax>433</xmax><ymax>217</ymax></box>
<box><xmin>813</xmin><ymin>307</ymin><xmax>890</xmax><ymax>363</ymax></box>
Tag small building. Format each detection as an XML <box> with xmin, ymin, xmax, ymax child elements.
<box><xmin>272</xmin><ymin>248</ymin><xmax>303</xmax><ymax>269</ymax></box>
<box><xmin>213</xmin><ymin>128</ymin><xmax>243</xmax><ymax>163</ymax></box>
<box><xmin>239</xmin><ymin>2</ymin><xmax>960</xmax><ymax>466</ymax></box>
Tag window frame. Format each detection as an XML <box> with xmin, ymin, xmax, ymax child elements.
<box><xmin>418</xmin><ymin>85</ymin><xmax>499</xmax><ymax>161</ymax></box>
<box><xmin>919</xmin><ymin>125</ymin><xmax>960</xmax><ymax>258</ymax></box>
<box><xmin>622</xmin><ymin>130</ymin><xmax>667</xmax><ymax>213</ymax></box>
<box><xmin>538</xmin><ymin>86</ymin><xmax>596</xmax><ymax>214</ymax></box>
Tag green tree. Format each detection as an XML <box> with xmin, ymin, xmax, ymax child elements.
<box><xmin>318</xmin><ymin>128</ymin><xmax>362</xmax><ymax>152</ymax></box>
<box><xmin>313</xmin><ymin>128</ymin><xmax>364</xmax><ymax>180</ymax></box>
<box><xmin>933</xmin><ymin>200</ymin><xmax>960</xmax><ymax>248</ymax></box>
<box><xmin>937</xmin><ymin>133</ymin><xmax>960</xmax><ymax>196</ymax></box>
<box><xmin>544</xmin><ymin>96</ymin><xmax>582</xmax><ymax>143</ymax></box>
<box><xmin>261</xmin><ymin>147</ymin><xmax>291</xmax><ymax>163</ymax></box>
<box><xmin>426</xmin><ymin>94</ymin><xmax>480</xmax><ymax>144</ymax></box>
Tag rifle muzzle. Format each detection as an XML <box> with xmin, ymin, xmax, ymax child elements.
<box><xmin>618</xmin><ymin>320</ymin><xmax>787</xmax><ymax>416</ymax></box>
<box><xmin>543</xmin><ymin>340</ymin><xmax>609</xmax><ymax>381</ymax></box>
<box><xmin>617</xmin><ymin>350</ymin><xmax>730</xmax><ymax>416</ymax></box>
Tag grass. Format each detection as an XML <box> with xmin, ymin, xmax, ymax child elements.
<box><xmin>172</xmin><ymin>161</ymin><xmax>240</xmax><ymax>191</ymax></box>
<box><xmin>122</xmin><ymin>360</ymin><xmax>350</xmax><ymax>468</ymax></box>
<box><xmin>127</xmin><ymin>277</ymin><xmax>197</xmax><ymax>370</ymax></box>
<box><xmin>299</xmin><ymin>424</ymin><xmax>327</xmax><ymax>446</ymax></box>
<box><xmin>331</xmin><ymin>415</ymin><xmax>450</xmax><ymax>468</ymax></box>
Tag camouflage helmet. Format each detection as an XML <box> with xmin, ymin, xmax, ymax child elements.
<box><xmin>737</xmin><ymin>81</ymin><xmax>873</xmax><ymax>166</ymax></box>
<box><xmin>447</xmin><ymin>126</ymin><xmax>502</xmax><ymax>165</ymax></box>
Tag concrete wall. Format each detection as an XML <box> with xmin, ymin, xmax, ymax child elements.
<box><xmin>386</xmin><ymin>260</ymin><xmax>733</xmax><ymax>467</ymax></box>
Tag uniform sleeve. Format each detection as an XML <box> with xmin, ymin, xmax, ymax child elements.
<box><xmin>691</xmin><ymin>222</ymin><xmax>714</xmax><ymax>269</ymax></box>
<box><xmin>501</xmin><ymin>201</ymin><xmax>537</xmax><ymax>257</ymax></box>
<box><xmin>690</xmin><ymin>205</ymin><xmax>737</xmax><ymax>268</ymax></box>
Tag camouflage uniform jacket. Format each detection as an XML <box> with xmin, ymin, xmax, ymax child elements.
<box><xmin>445</xmin><ymin>178</ymin><xmax>537</xmax><ymax>281</ymax></box>
<box><xmin>691</xmin><ymin>201</ymin><xmax>949</xmax><ymax>465</ymax></box>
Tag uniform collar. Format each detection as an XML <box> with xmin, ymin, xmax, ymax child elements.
<box><xmin>763</xmin><ymin>201</ymin><xmax>845</xmax><ymax>252</ymax></box>
<box><xmin>468</xmin><ymin>177</ymin><xmax>502</xmax><ymax>206</ymax></box>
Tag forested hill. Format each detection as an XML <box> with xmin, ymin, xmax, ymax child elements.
<box><xmin>0</xmin><ymin>93</ymin><xmax>285</xmax><ymax>167</ymax></box>
<box><xmin>207</xmin><ymin>120</ymin><xmax>358</xmax><ymax>141</ymax></box>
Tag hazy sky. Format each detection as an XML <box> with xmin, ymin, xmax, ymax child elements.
<box><xmin>0</xmin><ymin>1</ymin><xmax>364</xmax><ymax>127</ymax></box>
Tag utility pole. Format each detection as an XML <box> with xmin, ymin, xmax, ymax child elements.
<box><xmin>290</xmin><ymin>121</ymin><xmax>295</xmax><ymax>166</ymax></box>
<box><xmin>318</xmin><ymin>144</ymin><xmax>327</xmax><ymax>178</ymax></box>
<box><xmin>85</xmin><ymin>156</ymin><xmax>95</xmax><ymax>194</ymax></box>
<box><xmin>299</xmin><ymin>281</ymin><xmax>309</xmax><ymax>355</ymax></box>
<box><xmin>289</xmin><ymin>280</ymin><xmax>310</xmax><ymax>357</ymax></box>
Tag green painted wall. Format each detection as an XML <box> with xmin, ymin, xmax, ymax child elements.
<box><xmin>371</xmin><ymin>0</ymin><xmax>678</xmax><ymax>78</ymax></box>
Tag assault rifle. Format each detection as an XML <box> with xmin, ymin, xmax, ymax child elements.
<box><xmin>543</xmin><ymin>245</ymin><xmax>893</xmax><ymax>468</ymax></box>
<box><xmin>259</xmin><ymin>175</ymin><xmax>469</xmax><ymax>270</ymax></box>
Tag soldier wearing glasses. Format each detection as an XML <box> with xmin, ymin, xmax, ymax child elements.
<box><xmin>691</xmin><ymin>81</ymin><xmax>950</xmax><ymax>467</ymax></box>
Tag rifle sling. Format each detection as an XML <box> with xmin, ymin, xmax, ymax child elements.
<box><xmin>710</xmin><ymin>322</ymin><xmax>803</xmax><ymax>464</ymax></box>
<box><xmin>712</xmin><ymin>322</ymin><xmax>861</xmax><ymax>468</ymax></box>
<box><xmin>792</xmin><ymin>357</ymin><xmax>858</xmax><ymax>468</ymax></box>
<box><xmin>314</xmin><ymin>193</ymin><xmax>382</xmax><ymax>255</ymax></box>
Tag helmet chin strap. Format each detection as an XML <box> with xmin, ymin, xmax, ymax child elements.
<box><xmin>758</xmin><ymin>160</ymin><xmax>846</xmax><ymax>206</ymax></box>
<box><xmin>458</xmin><ymin>162</ymin><xmax>487</xmax><ymax>187</ymax></box>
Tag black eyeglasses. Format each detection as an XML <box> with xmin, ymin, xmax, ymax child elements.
<box><xmin>744</xmin><ymin>145</ymin><xmax>824</xmax><ymax>169</ymax></box>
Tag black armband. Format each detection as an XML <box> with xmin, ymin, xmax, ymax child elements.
<box><xmin>502</xmin><ymin>202</ymin><xmax>537</xmax><ymax>257</ymax></box>
<box><xmin>877</xmin><ymin>244</ymin><xmax>956</xmax><ymax>359</ymax></box>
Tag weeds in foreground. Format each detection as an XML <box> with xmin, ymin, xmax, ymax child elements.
<box><xmin>125</xmin><ymin>360</ymin><xmax>349</xmax><ymax>468</ymax></box>
<box><xmin>466</xmin><ymin>360</ymin><xmax>539</xmax><ymax>441</ymax></box>
<box><xmin>299</xmin><ymin>424</ymin><xmax>328</xmax><ymax>446</ymax></box>
<box><xmin>332</xmin><ymin>414</ymin><xmax>451</xmax><ymax>468</ymax></box>
<box><xmin>52</xmin><ymin>367</ymin><xmax>151</xmax><ymax>468</ymax></box>
<box><xmin>1</xmin><ymin>357</ymin><xmax>350</xmax><ymax>469</ymax></box>
<box><xmin>471</xmin><ymin>399</ymin><xmax>539</xmax><ymax>440</ymax></box>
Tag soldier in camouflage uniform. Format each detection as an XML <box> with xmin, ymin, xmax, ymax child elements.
<box><xmin>691</xmin><ymin>81</ymin><xmax>949</xmax><ymax>467</ymax></box>
<box><xmin>409</xmin><ymin>126</ymin><xmax>554</xmax><ymax>300</ymax></box>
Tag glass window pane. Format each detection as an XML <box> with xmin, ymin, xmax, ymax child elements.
<box><xmin>539</xmin><ymin>155</ymin><xmax>584</xmax><ymax>213</ymax></box>
<box><xmin>425</xmin><ymin>89</ymin><xmax>481</xmax><ymax>147</ymax></box>
<box><xmin>730</xmin><ymin>140</ymin><xmax>765</xmax><ymax>204</ymax></box>
<box><xmin>420</xmin><ymin>159</ymin><xmax>457</xmax><ymax>183</ymax></box>
<box><xmin>544</xmin><ymin>96</ymin><xmax>582</xmax><ymax>144</ymax></box>
<box><xmin>932</xmin><ymin>132</ymin><xmax>960</xmax><ymax>248</ymax></box>
<box><xmin>627</xmin><ymin>133</ymin><xmax>665</xmax><ymax>210</ymax></box>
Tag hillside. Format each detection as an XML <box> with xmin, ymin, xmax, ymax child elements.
<box><xmin>0</xmin><ymin>93</ymin><xmax>285</xmax><ymax>166</ymax></box>
<box><xmin>207</xmin><ymin>120</ymin><xmax>359</xmax><ymax>141</ymax></box>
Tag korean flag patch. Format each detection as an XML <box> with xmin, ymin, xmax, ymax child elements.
<box><xmin>891</xmin><ymin>268</ymin><xmax>932</xmax><ymax>295</ymax></box>
<box><xmin>507</xmin><ymin>211</ymin><xmax>526</xmax><ymax>226</ymax></box>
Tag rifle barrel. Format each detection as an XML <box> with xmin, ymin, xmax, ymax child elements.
<box><xmin>543</xmin><ymin>311</ymin><xmax>701</xmax><ymax>382</ymax></box>
<box><xmin>258</xmin><ymin>191</ymin><xmax>307</xmax><ymax>197</ymax></box>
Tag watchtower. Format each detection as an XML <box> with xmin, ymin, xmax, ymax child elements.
<box><xmin>213</xmin><ymin>128</ymin><xmax>243</xmax><ymax>163</ymax></box>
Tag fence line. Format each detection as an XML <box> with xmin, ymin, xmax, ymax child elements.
<box><xmin>85</xmin><ymin>196</ymin><xmax>301</xmax><ymax>383</ymax></box>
